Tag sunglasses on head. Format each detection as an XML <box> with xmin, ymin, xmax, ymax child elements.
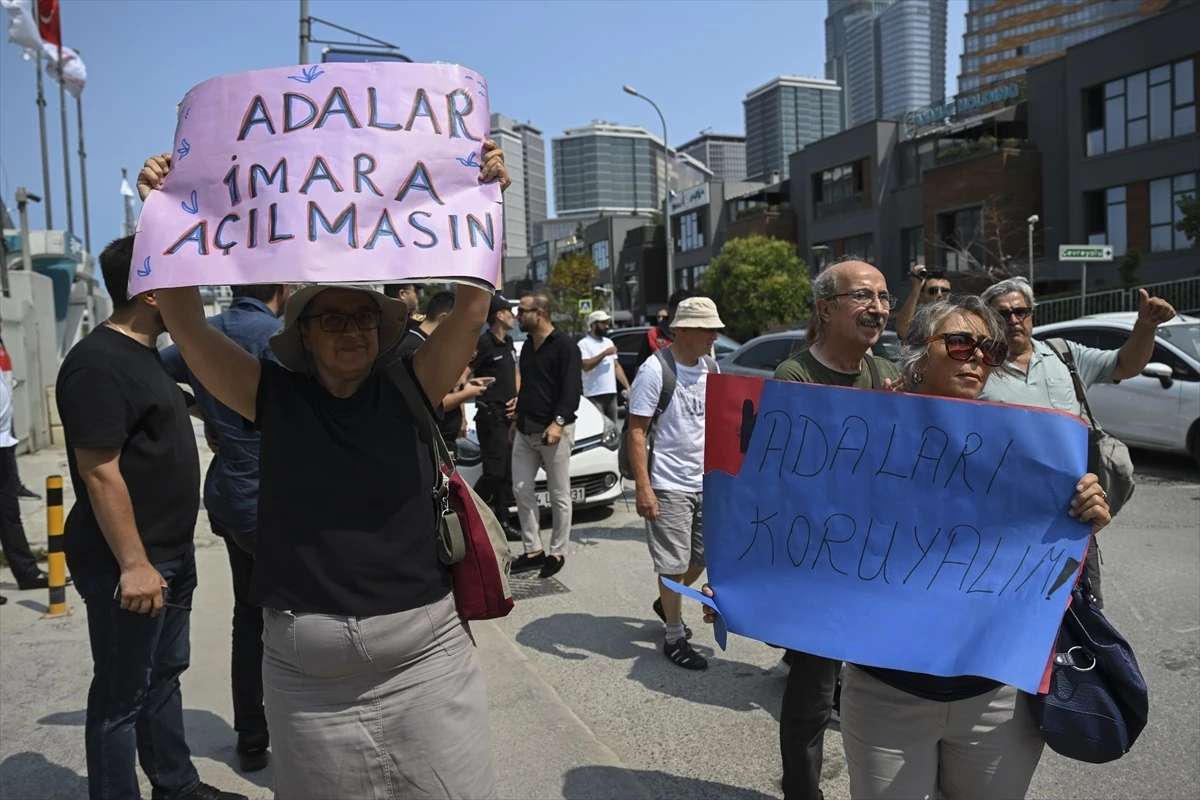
<box><xmin>997</xmin><ymin>306</ymin><xmax>1033</xmax><ymax>321</ymax></box>
<box><xmin>301</xmin><ymin>310</ymin><xmax>381</xmax><ymax>333</ymax></box>
<box><xmin>924</xmin><ymin>332</ymin><xmax>1009</xmax><ymax>367</ymax></box>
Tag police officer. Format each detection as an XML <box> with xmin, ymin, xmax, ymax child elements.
<box><xmin>470</xmin><ymin>295</ymin><xmax>521</xmax><ymax>541</ymax></box>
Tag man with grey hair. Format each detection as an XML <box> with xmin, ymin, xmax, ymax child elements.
<box><xmin>774</xmin><ymin>256</ymin><xmax>900</xmax><ymax>800</ymax></box>
<box><xmin>979</xmin><ymin>276</ymin><xmax>1176</xmax><ymax>605</ymax></box>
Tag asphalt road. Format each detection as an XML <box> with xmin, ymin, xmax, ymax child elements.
<box><xmin>1</xmin><ymin>448</ymin><xmax>1196</xmax><ymax>799</ymax></box>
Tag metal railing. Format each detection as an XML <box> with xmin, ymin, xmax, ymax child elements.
<box><xmin>1033</xmin><ymin>276</ymin><xmax>1200</xmax><ymax>325</ymax></box>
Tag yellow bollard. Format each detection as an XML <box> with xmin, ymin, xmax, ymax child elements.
<box><xmin>44</xmin><ymin>475</ymin><xmax>70</xmax><ymax>618</ymax></box>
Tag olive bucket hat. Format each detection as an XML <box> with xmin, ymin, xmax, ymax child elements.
<box><xmin>268</xmin><ymin>283</ymin><xmax>408</xmax><ymax>372</ymax></box>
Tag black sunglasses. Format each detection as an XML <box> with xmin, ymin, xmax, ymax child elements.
<box><xmin>924</xmin><ymin>332</ymin><xmax>1009</xmax><ymax>367</ymax></box>
<box><xmin>301</xmin><ymin>311</ymin><xmax>382</xmax><ymax>333</ymax></box>
<box><xmin>996</xmin><ymin>306</ymin><xmax>1033</xmax><ymax>321</ymax></box>
<box><xmin>924</xmin><ymin>286</ymin><xmax>951</xmax><ymax>297</ymax></box>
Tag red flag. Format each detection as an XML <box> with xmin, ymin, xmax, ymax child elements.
<box><xmin>35</xmin><ymin>0</ymin><xmax>58</xmax><ymax>47</ymax></box>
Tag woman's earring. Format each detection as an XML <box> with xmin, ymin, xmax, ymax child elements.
<box><xmin>914</xmin><ymin>372</ymin><xmax>924</xmax><ymax>384</ymax></box>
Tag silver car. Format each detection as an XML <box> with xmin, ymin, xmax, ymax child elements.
<box><xmin>718</xmin><ymin>329</ymin><xmax>901</xmax><ymax>378</ymax></box>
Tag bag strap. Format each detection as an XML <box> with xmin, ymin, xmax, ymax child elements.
<box><xmin>864</xmin><ymin>354</ymin><xmax>882</xmax><ymax>389</ymax></box>
<box><xmin>642</xmin><ymin>348</ymin><xmax>679</xmax><ymax>477</ymax></box>
<box><xmin>1046</xmin><ymin>338</ymin><xmax>1098</xmax><ymax>429</ymax></box>
<box><xmin>381</xmin><ymin>358</ymin><xmax>466</xmax><ymax>565</ymax></box>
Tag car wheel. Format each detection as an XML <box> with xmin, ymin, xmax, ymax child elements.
<box><xmin>1189</xmin><ymin>419</ymin><xmax>1200</xmax><ymax>467</ymax></box>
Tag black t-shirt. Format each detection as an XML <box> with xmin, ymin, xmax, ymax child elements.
<box><xmin>55</xmin><ymin>326</ymin><xmax>200</xmax><ymax>572</ymax></box>
<box><xmin>516</xmin><ymin>327</ymin><xmax>583</xmax><ymax>434</ymax></box>
<box><xmin>393</xmin><ymin>328</ymin><xmax>461</xmax><ymax>448</ymax></box>
<box><xmin>250</xmin><ymin>357</ymin><xmax>451</xmax><ymax>616</ymax></box>
<box><xmin>857</xmin><ymin>666</ymin><xmax>1000</xmax><ymax>702</ymax></box>
<box><xmin>469</xmin><ymin>331</ymin><xmax>517</xmax><ymax>405</ymax></box>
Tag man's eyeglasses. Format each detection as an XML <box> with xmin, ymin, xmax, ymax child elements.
<box><xmin>827</xmin><ymin>290</ymin><xmax>898</xmax><ymax>310</ymax></box>
<box><xmin>515</xmin><ymin>307</ymin><xmax>537</xmax><ymax>316</ymax></box>
<box><xmin>924</xmin><ymin>332</ymin><xmax>1009</xmax><ymax>367</ymax></box>
<box><xmin>301</xmin><ymin>311</ymin><xmax>382</xmax><ymax>333</ymax></box>
<box><xmin>924</xmin><ymin>287</ymin><xmax>951</xmax><ymax>297</ymax></box>
<box><xmin>996</xmin><ymin>306</ymin><xmax>1033</xmax><ymax>322</ymax></box>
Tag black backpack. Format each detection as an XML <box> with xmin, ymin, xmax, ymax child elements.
<box><xmin>617</xmin><ymin>348</ymin><xmax>717</xmax><ymax>481</ymax></box>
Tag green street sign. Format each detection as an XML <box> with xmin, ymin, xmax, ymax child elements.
<box><xmin>1058</xmin><ymin>245</ymin><xmax>1113</xmax><ymax>262</ymax></box>
<box><xmin>578</xmin><ymin>298</ymin><xmax>593</xmax><ymax>314</ymax></box>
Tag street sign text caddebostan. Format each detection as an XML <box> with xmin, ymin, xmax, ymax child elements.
<box><xmin>1059</xmin><ymin>245</ymin><xmax>1113</xmax><ymax>262</ymax></box>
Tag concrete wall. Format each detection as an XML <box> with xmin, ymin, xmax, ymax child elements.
<box><xmin>2</xmin><ymin>271</ymin><xmax>57</xmax><ymax>452</ymax></box>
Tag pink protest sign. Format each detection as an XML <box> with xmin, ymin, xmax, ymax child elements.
<box><xmin>129</xmin><ymin>62</ymin><xmax>503</xmax><ymax>295</ymax></box>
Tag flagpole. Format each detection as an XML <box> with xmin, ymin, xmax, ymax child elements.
<box><xmin>56</xmin><ymin>40</ymin><xmax>74</xmax><ymax>234</ymax></box>
<box><xmin>33</xmin><ymin>0</ymin><xmax>52</xmax><ymax>229</ymax></box>
<box><xmin>76</xmin><ymin>94</ymin><xmax>91</xmax><ymax>253</ymax></box>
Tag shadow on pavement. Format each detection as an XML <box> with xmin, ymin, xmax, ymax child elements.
<box><xmin>38</xmin><ymin>708</ymin><xmax>274</xmax><ymax>790</ymax></box>
<box><xmin>563</xmin><ymin>766</ymin><xmax>778</xmax><ymax>800</ymax></box>
<box><xmin>516</xmin><ymin>613</ymin><xmax>786</xmax><ymax>720</ymax></box>
<box><xmin>0</xmin><ymin>752</ymin><xmax>89</xmax><ymax>800</ymax></box>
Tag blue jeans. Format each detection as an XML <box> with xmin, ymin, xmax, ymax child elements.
<box><xmin>73</xmin><ymin>546</ymin><xmax>200</xmax><ymax>800</ymax></box>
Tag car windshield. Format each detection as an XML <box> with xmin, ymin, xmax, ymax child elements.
<box><xmin>1159</xmin><ymin>322</ymin><xmax>1199</xmax><ymax>362</ymax></box>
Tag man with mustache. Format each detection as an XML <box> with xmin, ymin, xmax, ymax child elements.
<box><xmin>772</xmin><ymin>256</ymin><xmax>899</xmax><ymax>800</ymax></box>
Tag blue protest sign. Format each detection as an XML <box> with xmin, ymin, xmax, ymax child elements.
<box><xmin>670</xmin><ymin>374</ymin><xmax>1091</xmax><ymax>694</ymax></box>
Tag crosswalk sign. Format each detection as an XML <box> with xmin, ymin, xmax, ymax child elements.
<box><xmin>578</xmin><ymin>298</ymin><xmax>593</xmax><ymax>314</ymax></box>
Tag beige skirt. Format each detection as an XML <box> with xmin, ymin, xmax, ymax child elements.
<box><xmin>261</xmin><ymin>593</ymin><xmax>497</xmax><ymax>800</ymax></box>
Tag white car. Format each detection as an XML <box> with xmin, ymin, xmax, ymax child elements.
<box><xmin>1032</xmin><ymin>313</ymin><xmax>1200</xmax><ymax>463</ymax></box>
<box><xmin>455</xmin><ymin>395</ymin><xmax>624</xmax><ymax>511</ymax></box>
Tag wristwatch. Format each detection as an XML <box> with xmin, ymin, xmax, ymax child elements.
<box><xmin>554</xmin><ymin>415</ymin><xmax>567</xmax><ymax>426</ymax></box>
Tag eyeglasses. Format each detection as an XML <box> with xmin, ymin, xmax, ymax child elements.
<box><xmin>515</xmin><ymin>307</ymin><xmax>536</xmax><ymax>316</ymax></box>
<box><xmin>924</xmin><ymin>287</ymin><xmax>951</xmax><ymax>297</ymax></box>
<box><xmin>827</xmin><ymin>290</ymin><xmax>898</xmax><ymax>310</ymax></box>
<box><xmin>301</xmin><ymin>311</ymin><xmax>382</xmax><ymax>333</ymax></box>
<box><xmin>924</xmin><ymin>332</ymin><xmax>1009</xmax><ymax>367</ymax></box>
<box><xmin>996</xmin><ymin>306</ymin><xmax>1033</xmax><ymax>321</ymax></box>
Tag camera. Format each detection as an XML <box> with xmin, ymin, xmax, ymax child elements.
<box><xmin>915</xmin><ymin>267</ymin><xmax>945</xmax><ymax>281</ymax></box>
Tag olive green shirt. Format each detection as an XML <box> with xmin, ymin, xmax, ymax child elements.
<box><xmin>773</xmin><ymin>347</ymin><xmax>899</xmax><ymax>388</ymax></box>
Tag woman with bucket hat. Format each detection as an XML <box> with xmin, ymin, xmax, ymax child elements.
<box><xmin>141</xmin><ymin>142</ymin><xmax>510</xmax><ymax>799</ymax></box>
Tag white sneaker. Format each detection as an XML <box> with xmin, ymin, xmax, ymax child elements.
<box><xmin>772</xmin><ymin>657</ymin><xmax>791</xmax><ymax>677</ymax></box>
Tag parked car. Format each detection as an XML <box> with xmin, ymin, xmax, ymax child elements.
<box><xmin>455</xmin><ymin>393</ymin><xmax>623</xmax><ymax>512</ymax></box>
<box><xmin>718</xmin><ymin>330</ymin><xmax>901</xmax><ymax>379</ymax></box>
<box><xmin>1032</xmin><ymin>312</ymin><xmax>1200</xmax><ymax>463</ymax></box>
<box><xmin>611</xmin><ymin>326</ymin><xmax>741</xmax><ymax>384</ymax></box>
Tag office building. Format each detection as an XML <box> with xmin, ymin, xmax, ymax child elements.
<box><xmin>489</xmin><ymin>114</ymin><xmax>548</xmax><ymax>284</ymax></box>
<box><xmin>678</xmin><ymin>133</ymin><xmax>748</xmax><ymax>183</ymax></box>
<box><xmin>744</xmin><ymin>76</ymin><xmax>843</xmax><ymax>182</ymax></box>
<box><xmin>551</xmin><ymin>122</ymin><xmax>712</xmax><ymax>217</ymax></box>
<box><xmin>959</xmin><ymin>0</ymin><xmax>1173</xmax><ymax>96</ymax></box>
<box><xmin>826</xmin><ymin>0</ymin><xmax>898</xmax><ymax>122</ymax></box>
<box><xmin>843</xmin><ymin>0</ymin><xmax>948</xmax><ymax>127</ymax></box>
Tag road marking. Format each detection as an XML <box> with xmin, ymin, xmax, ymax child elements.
<box><xmin>1173</xmin><ymin>626</ymin><xmax>1200</xmax><ymax>635</ymax></box>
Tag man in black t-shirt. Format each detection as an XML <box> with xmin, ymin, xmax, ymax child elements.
<box><xmin>393</xmin><ymin>291</ymin><xmax>489</xmax><ymax>456</ymax></box>
<box><xmin>55</xmin><ymin>235</ymin><xmax>245</xmax><ymax>800</ymax></box>
<box><xmin>469</xmin><ymin>295</ymin><xmax>520</xmax><ymax>540</ymax></box>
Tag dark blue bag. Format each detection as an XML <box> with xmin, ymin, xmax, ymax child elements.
<box><xmin>1026</xmin><ymin>568</ymin><xmax>1149</xmax><ymax>763</ymax></box>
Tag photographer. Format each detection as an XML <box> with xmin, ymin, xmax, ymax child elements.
<box><xmin>896</xmin><ymin>263</ymin><xmax>952</xmax><ymax>338</ymax></box>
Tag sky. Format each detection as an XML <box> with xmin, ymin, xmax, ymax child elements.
<box><xmin>0</xmin><ymin>0</ymin><xmax>966</xmax><ymax>254</ymax></box>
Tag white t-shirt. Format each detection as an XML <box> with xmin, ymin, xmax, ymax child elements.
<box><xmin>628</xmin><ymin>352</ymin><xmax>716</xmax><ymax>493</ymax></box>
<box><xmin>0</xmin><ymin>374</ymin><xmax>18</xmax><ymax>448</ymax></box>
<box><xmin>578</xmin><ymin>335</ymin><xmax>617</xmax><ymax>397</ymax></box>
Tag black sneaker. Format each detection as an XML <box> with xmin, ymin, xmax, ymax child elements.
<box><xmin>169</xmin><ymin>781</ymin><xmax>249</xmax><ymax>800</ymax></box>
<box><xmin>538</xmin><ymin>556</ymin><xmax>565</xmax><ymax>579</ymax></box>
<box><xmin>652</xmin><ymin>597</ymin><xmax>692</xmax><ymax>639</ymax></box>
<box><xmin>0</xmin><ymin>595</ymin><xmax>7</xmax><ymax>605</ymax></box>
<box><xmin>502</xmin><ymin>522</ymin><xmax>522</xmax><ymax>543</ymax></box>
<box><xmin>664</xmin><ymin>637</ymin><xmax>708</xmax><ymax>670</ymax></box>
<box><xmin>510</xmin><ymin>552</ymin><xmax>545</xmax><ymax>573</ymax></box>
<box><xmin>237</xmin><ymin>746</ymin><xmax>268</xmax><ymax>773</ymax></box>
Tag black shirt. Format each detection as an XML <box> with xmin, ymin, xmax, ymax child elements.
<box><xmin>394</xmin><ymin>328</ymin><xmax>461</xmax><ymax>449</ymax></box>
<box><xmin>56</xmin><ymin>326</ymin><xmax>200</xmax><ymax>572</ymax></box>
<box><xmin>635</xmin><ymin>320</ymin><xmax>674</xmax><ymax>368</ymax></box>
<box><xmin>857</xmin><ymin>667</ymin><xmax>1001</xmax><ymax>702</ymax></box>
<box><xmin>250</xmin><ymin>357</ymin><xmax>451</xmax><ymax>616</ymax></box>
<box><xmin>516</xmin><ymin>327</ymin><xmax>583</xmax><ymax>434</ymax></box>
<box><xmin>469</xmin><ymin>330</ymin><xmax>517</xmax><ymax>405</ymax></box>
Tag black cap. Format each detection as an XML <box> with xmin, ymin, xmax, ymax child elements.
<box><xmin>487</xmin><ymin>294</ymin><xmax>510</xmax><ymax>324</ymax></box>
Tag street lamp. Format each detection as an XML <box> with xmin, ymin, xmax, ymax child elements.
<box><xmin>811</xmin><ymin>244</ymin><xmax>832</xmax><ymax>275</ymax></box>
<box><xmin>1027</xmin><ymin>215</ymin><xmax>1039</xmax><ymax>286</ymax></box>
<box><xmin>623</xmin><ymin>85</ymin><xmax>675</xmax><ymax>298</ymax></box>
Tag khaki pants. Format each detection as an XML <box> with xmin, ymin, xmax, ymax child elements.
<box><xmin>840</xmin><ymin>665</ymin><xmax>1044</xmax><ymax>800</ymax></box>
<box><xmin>512</xmin><ymin>425</ymin><xmax>575</xmax><ymax>557</ymax></box>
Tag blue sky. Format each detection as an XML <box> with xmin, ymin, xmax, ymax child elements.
<box><xmin>0</xmin><ymin>0</ymin><xmax>966</xmax><ymax>251</ymax></box>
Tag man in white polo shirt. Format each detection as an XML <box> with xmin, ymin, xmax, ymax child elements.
<box><xmin>577</xmin><ymin>310</ymin><xmax>630</xmax><ymax>423</ymax></box>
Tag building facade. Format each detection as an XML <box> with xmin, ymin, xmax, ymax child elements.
<box><xmin>959</xmin><ymin>0</ymin><xmax>1172</xmax><ymax>97</ymax></box>
<box><xmin>744</xmin><ymin>76</ymin><xmax>844</xmax><ymax>182</ymax></box>
<box><xmin>826</xmin><ymin>0</ymin><xmax>898</xmax><ymax>123</ymax></box>
<box><xmin>489</xmin><ymin>113</ymin><xmax>548</xmax><ymax>285</ymax></box>
<box><xmin>678</xmin><ymin>133</ymin><xmax>748</xmax><ymax>183</ymax></box>
<box><xmin>551</xmin><ymin>122</ymin><xmax>712</xmax><ymax>218</ymax></box>
<box><xmin>843</xmin><ymin>0</ymin><xmax>948</xmax><ymax>127</ymax></box>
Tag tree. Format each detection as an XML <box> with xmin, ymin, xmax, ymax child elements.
<box><xmin>929</xmin><ymin>195</ymin><xmax>1034</xmax><ymax>281</ymax></box>
<box><xmin>1118</xmin><ymin>248</ymin><xmax>1143</xmax><ymax>286</ymax></box>
<box><xmin>700</xmin><ymin>235</ymin><xmax>811</xmax><ymax>341</ymax></box>
<box><xmin>546</xmin><ymin>251</ymin><xmax>598</xmax><ymax>335</ymax></box>
<box><xmin>1177</xmin><ymin>193</ymin><xmax>1199</xmax><ymax>243</ymax></box>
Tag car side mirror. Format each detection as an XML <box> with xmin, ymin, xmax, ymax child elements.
<box><xmin>1142</xmin><ymin>362</ymin><xmax>1174</xmax><ymax>389</ymax></box>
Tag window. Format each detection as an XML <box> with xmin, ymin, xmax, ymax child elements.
<box><xmin>677</xmin><ymin>211</ymin><xmax>705</xmax><ymax>252</ymax></box>
<box><xmin>1150</xmin><ymin>173</ymin><xmax>1198</xmax><ymax>251</ymax></box>
<box><xmin>1084</xmin><ymin>186</ymin><xmax>1127</xmax><ymax>256</ymax></box>
<box><xmin>901</xmin><ymin>226</ymin><xmax>925</xmax><ymax>269</ymax></box>
<box><xmin>812</xmin><ymin>161</ymin><xmax>865</xmax><ymax>218</ymax></box>
<box><xmin>591</xmin><ymin>240</ymin><xmax>610</xmax><ymax>272</ymax></box>
<box><xmin>843</xmin><ymin>233</ymin><xmax>874</xmax><ymax>263</ymax></box>
<box><xmin>1086</xmin><ymin>59</ymin><xmax>1196</xmax><ymax>156</ymax></box>
<box><xmin>733</xmin><ymin>338</ymin><xmax>800</xmax><ymax>371</ymax></box>
<box><xmin>936</xmin><ymin>208</ymin><xmax>984</xmax><ymax>270</ymax></box>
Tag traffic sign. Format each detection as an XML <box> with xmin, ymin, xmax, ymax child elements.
<box><xmin>578</xmin><ymin>298</ymin><xmax>593</xmax><ymax>314</ymax></box>
<box><xmin>1058</xmin><ymin>245</ymin><xmax>1113</xmax><ymax>262</ymax></box>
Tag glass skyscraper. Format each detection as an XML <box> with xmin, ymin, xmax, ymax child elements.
<box><xmin>743</xmin><ymin>76</ymin><xmax>843</xmax><ymax>181</ymax></box>
<box><xmin>826</xmin><ymin>0</ymin><xmax>898</xmax><ymax>122</ymax></box>
<box><xmin>490</xmin><ymin>114</ymin><xmax>548</xmax><ymax>262</ymax></box>
<box><xmin>678</xmin><ymin>133</ymin><xmax>748</xmax><ymax>183</ymax></box>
